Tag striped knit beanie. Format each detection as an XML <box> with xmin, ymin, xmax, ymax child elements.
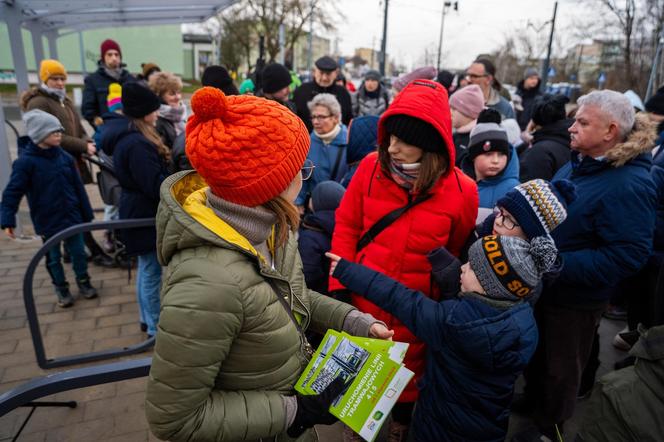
<box><xmin>107</xmin><ymin>83</ymin><xmax>122</xmax><ymax>112</ymax></box>
<box><xmin>186</xmin><ymin>86</ymin><xmax>310</xmax><ymax>207</ymax></box>
<box><xmin>497</xmin><ymin>179</ymin><xmax>577</xmax><ymax>240</ymax></box>
<box><xmin>469</xmin><ymin>235</ymin><xmax>558</xmax><ymax>301</ymax></box>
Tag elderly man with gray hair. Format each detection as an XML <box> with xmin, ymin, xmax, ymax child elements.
<box><xmin>295</xmin><ymin>93</ymin><xmax>348</xmax><ymax>212</ymax></box>
<box><xmin>512</xmin><ymin>90</ymin><xmax>658</xmax><ymax>441</ymax></box>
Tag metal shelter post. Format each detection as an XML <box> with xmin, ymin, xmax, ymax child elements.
<box><xmin>78</xmin><ymin>31</ymin><xmax>88</xmax><ymax>76</ymax></box>
<box><xmin>46</xmin><ymin>30</ymin><xmax>59</xmax><ymax>59</ymax></box>
<box><xmin>4</xmin><ymin>5</ymin><xmax>31</xmax><ymax>94</ymax></box>
<box><xmin>0</xmin><ymin>97</ymin><xmax>12</xmax><ymax>196</ymax></box>
<box><xmin>28</xmin><ymin>25</ymin><xmax>46</xmax><ymax>70</ymax></box>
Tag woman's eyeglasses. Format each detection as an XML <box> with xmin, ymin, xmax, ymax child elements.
<box><xmin>311</xmin><ymin>114</ymin><xmax>333</xmax><ymax>121</ymax></box>
<box><xmin>301</xmin><ymin>159</ymin><xmax>315</xmax><ymax>181</ymax></box>
<box><xmin>493</xmin><ymin>207</ymin><xmax>520</xmax><ymax>230</ymax></box>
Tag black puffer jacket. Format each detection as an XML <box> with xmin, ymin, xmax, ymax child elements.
<box><xmin>293</xmin><ymin>81</ymin><xmax>352</xmax><ymax>132</ymax></box>
<box><xmin>515</xmin><ymin>79</ymin><xmax>542</xmax><ymax>130</ymax></box>
<box><xmin>519</xmin><ymin>118</ymin><xmax>572</xmax><ymax>182</ymax></box>
<box><xmin>156</xmin><ymin>117</ymin><xmax>177</xmax><ymax>149</ymax></box>
<box><xmin>82</xmin><ymin>62</ymin><xmax>135</xmax><ymax>126</ymax></box>
<box><xmin>170</xmin><ymin>132</ymin><xmax>193</xmax><ymax>173</ymax></box>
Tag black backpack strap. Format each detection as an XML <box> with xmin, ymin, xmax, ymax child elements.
<box><xmin>329</xmin><ymin>143</ymin><xmax>346</xmax><ymax>182</ymax></box>
<box><xmin>356</xmin><ymin>193</ymin><xmax>433</xmax><ymax>252</ymax></box>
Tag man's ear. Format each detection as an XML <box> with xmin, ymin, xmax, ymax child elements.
<box><xmin>604</xmin><ymin>121</ymin><xmax>622</xmax><ymax>142</ymax></box>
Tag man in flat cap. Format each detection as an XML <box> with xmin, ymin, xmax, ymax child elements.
<box><xmin>293</xmin><ymin>56</ymin><xmax>353</xmax><ymax>131</ymax></box>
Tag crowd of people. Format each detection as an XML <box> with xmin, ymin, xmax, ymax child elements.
<box><xmin>1</xmin><ymin>36</ymin><xmax>663</xmax><ymax>442</ymax></box>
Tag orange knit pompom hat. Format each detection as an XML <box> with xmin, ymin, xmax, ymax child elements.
<box><xmin>186</xmin><ymin>87</ymin><xmax>310</xmax><ymax>207</ymax></box>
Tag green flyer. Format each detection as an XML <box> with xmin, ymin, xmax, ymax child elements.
<box><xmin>295</xmin><ymin>330</ymin><xmax>414</xmax><ymax>442</ymax></box>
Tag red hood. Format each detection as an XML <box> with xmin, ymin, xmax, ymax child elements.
<box><xmin>378</xmin><ymin>79</ymin><xmax>455</xmax><ymax>171</ymax></box>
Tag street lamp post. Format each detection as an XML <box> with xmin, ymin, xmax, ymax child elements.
<box><xmin>436</xmin><ymin>1</ymin><xmax>457</xmax><ymax>71</ymax></box>
<box><xmin>379</xmin><ymin>0</ymin><xmax>390</xmax><ymax>76</ymax></box>
<box><xmin>646</xmin><ymin>29</ymin><xmax>664</xmax><ymax>100</ymax></box>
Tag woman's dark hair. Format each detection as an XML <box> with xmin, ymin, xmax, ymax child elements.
<box><xmin>532</xmin><ymin>94</ymin><xmax>570</xmax><ymax>127</ymax></box>
<box><xmin>473</xmin><ymin>58</ymin><xmax>502</xmax><ymax>91</ymax></box>
<box><xmin>378</xmin><ymin>136</ymin><xmax>448</xmax><ymax>195</ymax></box>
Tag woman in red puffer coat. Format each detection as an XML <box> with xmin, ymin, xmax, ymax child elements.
<box><xmin>330</xmin><ymin>79</ymin><xmax>478</xmax><ymax>441</ymax></box>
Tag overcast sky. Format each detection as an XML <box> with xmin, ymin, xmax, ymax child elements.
<box><xmin>331</xmin><ymin>0</ymin><xmax>584</xmax><ymax>70</ymax></box>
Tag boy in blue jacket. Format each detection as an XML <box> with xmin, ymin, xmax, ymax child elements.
<box><xmin>327</xmin><ymin>233</ymin><xmax>558</xmax><ymax>442</ymax></box>
<box><xmin>1</xmin><ymin>110</ymin><xmax>97</xmax><ymax>307</ymax></box>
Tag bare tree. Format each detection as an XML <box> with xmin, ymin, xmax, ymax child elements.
<box><xmin>219</xmin><ymin>18</ymin><xmax>258</xmax><ymax>73</ymax></box>
<box><xmin>215</xmin><ymin>0</ymin><xmax>342</xmax><ymax>65</ymax></box>
<box><xmin>598</xmin><ymin>0</ymin><xmax>638</xmax><ymax>88</ymax></box>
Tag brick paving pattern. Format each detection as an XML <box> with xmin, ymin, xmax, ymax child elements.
<box><xmin>0</xmin><ymin>183</ymin><xmax>160</xmax><ymax>442</ymax></box>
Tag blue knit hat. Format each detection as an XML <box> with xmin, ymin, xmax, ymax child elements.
<box><xmin>497</xmin><ymin>179</ymin><xmax>576</xmax><ymax>240</ymax></box>
<box><xmin>347</xmin><ymin>116</ymin><xmax>379</xmax><ymax>164</ymax></box>
<box><xmin>311</xmin><ymin>181</ymin><xmax>346</xmax><ymax>212</ymax></box>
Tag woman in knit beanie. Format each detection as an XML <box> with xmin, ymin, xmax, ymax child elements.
<box><xmin>449</xmin><ymin>84</ymin><xmax>485</xmax><ymax>165</ymax></box>
<box><xmin>110</xmin><ymin>82</ymin><xmax>170</xmax><ymax>337</ymax></box>
<box><xmin>519</xmin><ymin>93</ymin><xmax>573</xmax><ymax>182</ymax></box>
<box><xmin>21</xmin><ymin>59</ymin><xmax>116</xmax><ymax>268</ymax></box>
<box><xmin>145</xmin><ymin>87</ymin><xmax>391</xmax><ymax>442</ymax></box>
<box><xmin>330</xmin><ymin>79</ymin><xmax>478</xmax><ymax>442</ymax></box>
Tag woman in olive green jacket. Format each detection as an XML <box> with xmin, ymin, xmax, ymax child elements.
<box><xmin>146</xmin><ymin>87</ymin><xmax>391</xmax><ymax>442</ymax></box>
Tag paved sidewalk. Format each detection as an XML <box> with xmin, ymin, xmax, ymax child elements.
<box><xmin>0</xmin><ymin>185</ymin><xmax>159</xmax><ymax>442</ymax></box>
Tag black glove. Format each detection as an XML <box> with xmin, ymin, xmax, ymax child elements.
<box><xmin>427</xmin><ymin>246</ymin><xmax>461</xmax><ymax>299</ymax></box>
<box><xmin>287</xmin><ymin>376</ymin><xmax>350</xmax><ymax>438</ymax></box>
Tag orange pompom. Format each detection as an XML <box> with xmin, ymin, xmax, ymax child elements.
<box><xmin>190</xmin><ymin>86</ymin><xmax>227</xmax><ymax>121</ymax></box>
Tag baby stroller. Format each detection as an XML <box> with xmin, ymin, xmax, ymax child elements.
<box><xmin>85</xmin><ymin>152</ymin><xmax>132</xmax><ymax>269</ymax></box>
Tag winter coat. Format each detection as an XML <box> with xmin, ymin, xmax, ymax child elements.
<box><xmin>333</xmin><ymin>259</ymin><xmax>537</xmax><ymax>442</ymax></box>
<box><xmin>329</xmin><ymin>81</ymin><xmax>479</xmax><ymax>402</ymax></box>
<box><xmin>452</xmin><ymin>131</ymin><xmax>471</xmax><ymax>167</ymax></box>
<box><xmin>486</xmin><ymin>88</ymin><xmax>515</xmax><ymax>120</ymax></box>
<box><xmin>255</xmin><ymin>91</ymin><xmax>298</xmax><ymax>114</ymax></box>
<box><xmin>1</xmin><ymin>137</ymin><xmax>93</xmax><ymax>237</ymax></box>
<box><xmin>547</xmin><ymin>114</ymin><xmax>658</xmax><ymax>308</ymax></box>
<box><xmin>295</xmin><ymin>126</ymin><xmax>348</xmax><ymax>206</ymax></box>
<box><xmin>298</xmin><ymin>210</ymin><xmax>336</xmax><ymax>294</ymax></box>
<box><xmin>21</xmin><ymin>87</ymin><xmax>93</xmax><ymax>183</ymax></box>
<box><xmin>340</xmin><ymin>116</ymin><xmax>379</xmax><ymax>188</ymax></box>
<box><xmin>578</xmin><ymin>325</ymin><xmax>664</xmax><ymax>442</ymax></box>
<box><xmin>515</xmin><ymin>79</ymin><xmax>543</xmax><ymax>130</ymax></box>
<box><xmin>155</xmin><ymin>116</ymin><xmax>177</xmax><ymax>149</ymax></box>
<box><xmin>170</xmin><ymin>132</ymin><xmax>193</xmax><ymax>173</ymax></box>
<box><xmin>96</xmin><ymin>112</ymin><xmax>129</xmax><ymax>156</ymax></box>
<box><xmin>293</xmin><ymin>81</ymin><xmax>353</xmax><ymax>132</ymax></box>
<box><xmin>351</xmin><ymin>85</ymin><xmax>390</xmax><ymax>117</ymax></box>
<box><xmin>111</xmin><ymin>116</ymin><xmax>170</xmax><ymax>256</ymax></box>
<box><xmin>519</xmin><ymin>118</ymin><xmax>572</xmax><ymax>182</ymax></box>
<box><xmin>146</xmin><ymin>170</ymin><xmax>356</xmax><ymax>442</ymax></box>
<box><xmin>461</xmin><ymin>145</ymin><xmax>521</xmax><ymax>208</ymax></box>
<box><xmin>81</xmin><ymin>62</ymin><xmax>135</xmax><ymax>126</ymax></box>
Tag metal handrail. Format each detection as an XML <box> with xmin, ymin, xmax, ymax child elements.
<box><xmin>0</xmin><ymin>357</ymin><xmax>152</xmax><ymax>418</ymax></box>
<box><xmin>23</xmin><ymin>219</ymin><xmax>156</xmax><ymax>369</ymax></box>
